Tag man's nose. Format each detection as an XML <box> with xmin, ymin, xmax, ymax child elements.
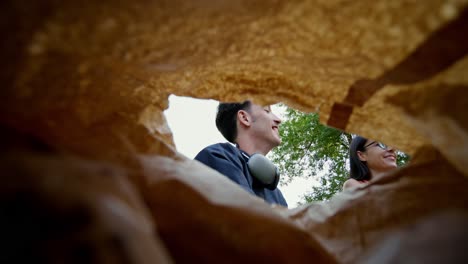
<box><xmin>273</xmin><ymin>114</ymin><xmax>281</xmax><ymax>124</ymax></box>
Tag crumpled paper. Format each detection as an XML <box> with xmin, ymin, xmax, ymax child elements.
<box><xmin>1</xmin><ymin>0</ymin><xmax>468</xmax><ymax>263</ymax></box>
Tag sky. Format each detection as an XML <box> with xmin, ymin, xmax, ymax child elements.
<box><xmin>164</xmin><ymin>95</ymin><xmax>317</xmax><ymax>206</ymax></box>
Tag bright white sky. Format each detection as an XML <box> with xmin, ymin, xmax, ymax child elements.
<box><xmin>163</xmin><ymin>95</ymin><xmax>317</xmax><ymax>207</ymax></box>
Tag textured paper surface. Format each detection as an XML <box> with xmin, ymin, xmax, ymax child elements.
<box><xmin>1</xmin><ymin>1</ymin><xmax>467</xmax><ymax>263</ymax></box>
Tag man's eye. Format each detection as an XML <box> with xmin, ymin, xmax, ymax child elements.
<box><xmin>264</xmin><ymin>109</ymin><xmax>270</xmax><ymax>113</ymax></box>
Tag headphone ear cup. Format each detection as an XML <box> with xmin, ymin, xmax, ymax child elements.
<box><xmin>247</xmin><ymin>154</ymin><xmax>280</xmax><ymax>190</ymax></box>
<box><xmin>269</xmin><ymin>166</ymin><xmax>280</xmax><ymax>190</ymax></box>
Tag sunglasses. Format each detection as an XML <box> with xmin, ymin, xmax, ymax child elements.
<box><xmin>364</xmin><ymin>141</ymin><xmax>388</xmax><ymax>150</ymax></box>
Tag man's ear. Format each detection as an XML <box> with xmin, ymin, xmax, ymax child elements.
<box><xmin>357</xmin><ymin>151</ymin><xmax>367</xmax><ymax>162</ymax></box>
<box><xmin>237</xmin><ymin>110</ymin><xmax>251</xmax><ymax>127</ymax></box>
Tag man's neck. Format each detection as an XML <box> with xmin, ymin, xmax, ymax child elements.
<box><xmin>236</xmin><ymin>137</ymin><xmax>271</xmax><ymax>156</ymax></box>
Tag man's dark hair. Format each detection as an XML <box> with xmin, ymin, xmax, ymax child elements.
<box><xmin>349</xmin><ymin>136</ymin><xmax>371</xmax><ymax>181</ymax></box>
<box><xmin>215</xmin><ymin>100</ymin><xmax>251</xmax><ymax>143</ymax></box>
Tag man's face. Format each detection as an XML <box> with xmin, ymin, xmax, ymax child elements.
<box><xmin>248</xmin><ymin>104</ymin><xmax>282</xmax><ymax>148</ymax></box>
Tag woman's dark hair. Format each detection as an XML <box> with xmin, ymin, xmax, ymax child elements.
<box><xmin>215</xmin><ymin>100</ymin><xmax>251</xmax><ymax>143</ymax></box>
<box><xmin>349</xmin><ymin>136</ymin><xmax>371</xmax><ymax>181</ymax></box>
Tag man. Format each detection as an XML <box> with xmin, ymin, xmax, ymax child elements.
<box><xmin>194</xmin><ymin>100</ymin><xmax>288</xmax><ymax>207</ymax></box>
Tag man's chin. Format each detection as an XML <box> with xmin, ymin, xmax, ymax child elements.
<box><xmin>274</xmin><ymin>139</ymin><xmax>282</xmax><ymax>146</ymax></box>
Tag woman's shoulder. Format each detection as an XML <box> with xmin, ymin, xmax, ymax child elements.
<box><xmin>343</xmin><ymin>178</ymin><xmax>366</xmax><ymax>190</ymax></box>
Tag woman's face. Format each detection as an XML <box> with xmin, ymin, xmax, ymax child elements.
<box><xmin>358</xmin><ymin>141</ymin><xmax>398</xmax><ymax>174</ymax></box>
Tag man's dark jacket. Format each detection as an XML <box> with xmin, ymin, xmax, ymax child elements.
<box><xmin>195</xmin><ymin>143</ymin><xmax>288</xmax><ymax>207</ymax></box>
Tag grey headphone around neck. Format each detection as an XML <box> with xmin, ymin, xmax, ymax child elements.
<box><xmin>240</xmin><ymin>151</ymin><xmax>280</xmax><ymax>190</ymax></box>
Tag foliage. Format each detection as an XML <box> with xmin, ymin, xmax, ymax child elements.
<box><xmin>270</xmin><ymin>106</ymin><xmax>410</xmax><ymax>203</ymax></box>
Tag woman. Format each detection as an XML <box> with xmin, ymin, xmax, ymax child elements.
<box><xmin>343</xmin><ymin>136</ymin><xmax>398</xmax><ymax>190</ymax></box>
